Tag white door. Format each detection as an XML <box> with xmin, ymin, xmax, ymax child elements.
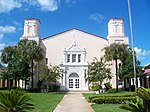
<box><xmin>68</xmin><ymin>73</ymin><xmax>80</xmax><ymax>90</ymax></box>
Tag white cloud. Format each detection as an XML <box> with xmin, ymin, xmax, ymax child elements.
<box><xmin>89</xmin><ymin>13</ymin><xmax>105</xmax><ymax>24</ymax></box>
<box><xmin>0</xmin><ymin>26</ymin><xmax>16</xmax><ymax>33</ymax></box>
<box><xmin>134</xmin><ymin>47</ymin><xmax>150</xmax><ymax>60</ymax></box>
<box><xmin>0</xmin><ymin>0</ymin><xmax>21</xmax><ymax>13</ymax></box>
<box><xmin>0</xmin><ymin>26</ymin><xmax>16</xmax><ymax>40</ymax></box>
<box><xmin>0</xmin><ymin>43</ymin><xmax>6</xmax><ymax>51</ymax></box>
<box><xmin>12</xmin><ymin>21</ymin><xmax>22</xmax><ymax>26</ymax></box>
<box><xmin>37</xmin><ymin>0</ymin><xmax>59</xmax><ymax>11</ymax></box>
<box><xmin>0</xmin><ymin>0</ymin><xmax>59</xmax><ymax>13</ymax></box>
<box><xmin>0</xmin><ymin>34</ymin><xmax>4</xmax><ymax>41</ymax></box>
<box><xmin>65</xmin><ymin>0</ymin><xmax>77</xmax><ymax>4</ymax></box>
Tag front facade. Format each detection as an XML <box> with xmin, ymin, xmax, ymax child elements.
<box><xmin>20</xmin><ymin>18</ymin><xmax>129</xmax><ymax>91</ymax></box>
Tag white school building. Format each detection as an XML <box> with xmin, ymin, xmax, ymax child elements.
<box><xmin>20</xmin><ymin>18</ymin><xmax>128</xmax><ymax>91</ymax></box>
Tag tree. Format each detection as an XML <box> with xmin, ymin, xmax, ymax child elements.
<box><xmin>119</xmin><ymin>48</ymin><xmax>143</xmax><ymax>90</ymax></box>
<box><xmin>87</xmin><ymin>58</ymin><xmax>111</xmax><ymax>93</ymax></box>
<box><xmin>121</xmin><ymin>87</ymin><xmax>150</xmax><ymax>112</ymax></box>
<box><xmin>1</xmin><ymin>43</ymin><xmax>31</xmax><ymax>89</ymax></box>
<box><xmin>103</xmin><ymin>43</ymin><xmax>129</xmax><ymax>92</ymax></box>
<box><xmin>17</xmin><ymin>39</ymin><xmax>44</xmax><ymax>89</ymax></box>
<box><xmin>39</xmin><ymin>65</ymin><xmax>60</xmax><ymax>92</ymax></box>
<box><xmin>25</xmin><ymin>40</ymin><xmax>43</xmax><ymax>89</ymax></box>
<box><xmin>1</xmin><ymin>46</ymin><xmax>16</xmax><ymax>64</ymax></box>
<box><xmin>0</xmin><ymin>89</ymin><xmax>34</xmax><ymax>112</ymax></box>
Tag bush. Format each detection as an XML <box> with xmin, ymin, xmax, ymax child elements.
<box><xmin>108</xmin><ymin>88</ymin><xmax>125</xmax><ymax>93</ymax></box>
<box><xmin>91</xmin><ymin>85</ymin><xmax>99</xmax><ymax>91</ymax></box>
<box><xmin>91</xmin><ymin>96</ymin><xmax>136</xmax><ymax>104</ymax></box>
<box><xmin>89</xmin><ymin>94</ymin><xmax>136</xmax><ymax>102</ymax></box>
<box><xmin>49</xmin><ymin>84</ymin><xmax>60</xmax><ymax>92</ymax></box>
<box><xmin>104</xmin><ymin>82</ymin><xmax>112</xmax><ymax>91</ymax></box>
<box><xmin>120</xmin><ymin>87</ymin><xmax>150</xmax><ymax>112</ymax></box>
<box><xmin>131</xmin><ymin>85</ymin><xmax>135</xmax><ymax>91</ymax></box>
<box><xmin>91</xmin><ymin>83</ymin><xmax>102</xmax><ymax>91</ymax></box>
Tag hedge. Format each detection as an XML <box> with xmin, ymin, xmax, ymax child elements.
<box><xmin>91</xmin><ymin>97</ymin><xmax>136</xmax><ymax>104</ymax></box>
<box><xmin>89</xmin><ymin>94</ymin><xmax>136</xmax><ymax>102</ymax></box>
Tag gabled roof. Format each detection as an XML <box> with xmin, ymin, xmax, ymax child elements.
<box><xmin>144</xmin><ymin>69</ymin><xmax>150</xmax><ymax>74</ymax></box>
<box><xmin>42</xmin><ymin>28</ymin><xmax>107</xmax><ymax>40</ymax></box>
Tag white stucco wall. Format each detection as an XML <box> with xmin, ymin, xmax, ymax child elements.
<box><xmin>42</xmin><ymin>29</ymin><xmax>108</xmax><ymax>66</ymax></box>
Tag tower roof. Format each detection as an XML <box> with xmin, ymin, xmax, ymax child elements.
<box><xmin>25</xmin><ymin>18</ymin><xmax>41</xmax><ymax>23</ymax></box>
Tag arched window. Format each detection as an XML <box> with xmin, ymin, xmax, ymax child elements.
<box><xmin>69</xmin><ymin>73</ymin><xmax>79</xmax><ymax>78</ymax></box>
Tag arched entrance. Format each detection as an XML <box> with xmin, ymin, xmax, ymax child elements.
<box><xmin>68</xmin><ymin>73</ymin><xmax>79</xmax><ymax>90</ymax></box>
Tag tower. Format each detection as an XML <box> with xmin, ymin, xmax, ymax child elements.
<box><xmin>107</xmin><ymin>18</ymin><xmax>128</xmax><ymax>45</ymax></box>
<box><xmin>20</xmin><ymin>18</ymin><xmax>40</xmax><ymax>43</ymax></box>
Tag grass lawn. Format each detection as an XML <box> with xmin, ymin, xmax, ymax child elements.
<box><xmin>29</xmin><ymin>93</ymin><xmax>65</xmax><ymax>112</ymax></box>
<box><xmin>83</xmin><ymin>91</ymin><xmax>135</xmax><ymax>112</ymax></box>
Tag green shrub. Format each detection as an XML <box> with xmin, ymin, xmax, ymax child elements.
<box><xmin>91</xmin><ymin>96</ymin><xmax>136</xmax><ymax>104</ymax></box>
<box><xmin>0</xmin><ymin>89</ymin><xmax>34</xmax><ymax>111</ymax></box>
<box><xmin>120</xmin><ymin>87</ymin><xmax>150</xmax><ymax>112</ymax></box>
<box><xmin>89</xmin><ymin>94</ymin><xmax>136</xmax><ymax>102</ymax></box>
<box><xmin>91</xmin><ymin>85</ymin><xmax>99</xmax><ymax>91</ymax></box>
<box><xmin>104</xmin><ymin>82</ymin><xmax>112</xmax><ymax>91</ymax></box>
<box><xmin>108</xmin><ymin>88</ymin><xmax>125</xmax><ymax>93</ymax></box>
<box><xmin>49</xmin><ymin>84</ymin><xmax>60</xmax><ymax>92</ymax></box>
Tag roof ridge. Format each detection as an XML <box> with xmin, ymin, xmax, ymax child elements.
<box><xmin>41</xmin><ymin>28</ymin><xmax>107</xmax><ymax>40</ymax></box>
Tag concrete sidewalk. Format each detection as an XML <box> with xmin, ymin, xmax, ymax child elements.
<box><xmin>53</xmin><ymin>92</ymin><xmax>94</xmax><ymax>112</ymax></box>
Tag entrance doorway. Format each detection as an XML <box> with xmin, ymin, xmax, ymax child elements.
<box><xmin>68</xmin><ymin>73</ymin><xmax>79</xmax><ymax>90</ymax></box>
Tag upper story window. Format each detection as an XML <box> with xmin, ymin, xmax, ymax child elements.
<box><xmin>46</xmin><ymin>58</ymin><xmax>48</xmax><ymax>64</ymax></box>
<box><xmin>78</xmin><ymin>54</ymin><xmax>81</xmax><ymax>62</ymax></box>
<box><xmin>67</xmin><ymin>54</ymin><xmax>70</xmax><ymax>63</ymax></box>
<box><xmin>72</xmin><ymin>54</ymin><xmax>76</xmax><ymax>62</ymax></box>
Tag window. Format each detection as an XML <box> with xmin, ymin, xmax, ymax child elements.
<box><xmin>46</xmin><ymin>58</ymin><xmax>48</xmax><ymax>64</ymax></box>
<box><xmin>72</xmin><ymin>54</ymin><xmax>76</xmax><ymax>62</ymax></box>
<box><xmin>118</xmin><ymin>80</ymin><xmax>123</xmax><ymax>85</ymax></box>
<box><xmin>67</xmin><ymin>54</ymin><xmax>70</xmax><ymax>62</ymax></box>
<box><xmin>78</xmin><ymin>54</ymin><xmax>81</xmax><ymax>62</ymax></box>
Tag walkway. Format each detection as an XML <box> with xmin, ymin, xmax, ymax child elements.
<box><xmin>53</xmin><ymin>92</ymin><xmax>94</xmax><ymax>112</ymax></box>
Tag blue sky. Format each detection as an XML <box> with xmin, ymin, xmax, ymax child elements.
<box><xmin>0</xmin><ymin>0</ymin><xmax>150</xmax><ymax>66</ymax></box>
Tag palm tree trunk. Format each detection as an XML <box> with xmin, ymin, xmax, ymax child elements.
<box><xmin>31</xmin><ymin>60</ymin><xmax>34</xmax><ymax>89</ymax></box>
<box><xmin>115</xmin><ymin>59</ymin><xmax>118</xmax><ymax>92</ymax></box>
<box><xmin>124</xmin><ymin>77</ymin><xmax>126</xmax><ymax>90</ymax></box>
<box><xmin>25</xmin><ymin>79</ymin><xmax>26</xmax><ymax>90</ymax></box>
<box><xmin>8</xmin><ymin>80</ymin><xmax>11</xmax><ymax>91</ymax></box>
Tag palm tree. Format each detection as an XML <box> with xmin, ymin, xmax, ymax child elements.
<box><xmin>121</xmin><ymin>87</ymin><xmax>150</xmax><ymax>112</ymax></box>
<box><xmin>0</xmin><ymin>90</ymin><xmax>34</xmax><ymax>112</ymax></box>
<box><xmin>26</xmin><ymin>40</ymin><xmax>43</xmax><ymax>89</ymax></box>
<box><xmin>103</xmin><ymin>43</ymin><xmax>128</xmax><ymax>92</ymax></box>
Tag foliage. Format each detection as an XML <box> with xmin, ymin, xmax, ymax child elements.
<box><xmin>121</xmin><ymin>87</ymin><xmax>150</xmax><ymax>112</ymax></box>
<box><xmin>1</xmin><ymin>44</ymin><xmax>31</xmax><ymax>89</ymax></box>
<box><xmin>39</xmin><ymin>65</ymin><xmax>60</xmax><ymax>83</ymax></box>
<box><xmin>91</xmin><ymin>83</ymin><xmax>101</xmax><ymax>91</ymax></box>
<box><xmin>39</xmin><ymin>65</ymin><xmax>60</xmax><ymax>92</ymax></box>
<box><xmin>83</xmin><ymin>92</ymin><xmax>135</xmax><ymax>102</ymax></box>
<box><xmin>49</xmin><ymin>84</ymin><xmax>60</xmax><ymax>92</ymax></box>
<box><xmin>89</xmin><ymin>94</ymin><xmax>136</xmax><ymax>102</ymax></box>
<box><xmin>144</xmin><ymin>64</ymin><xmax>150</xmax><ymax>69</ymax></box>
<box><xmin>0</xmin><ymin>89</ymin><xmax>34</xmax><ymax>112</ymax></box>
<box><xmin>91</xmin><ymin>96</ymin><xmax>136</xmax><ymax>104</ymax></box>
<box><xmin>18</xmin><ymin>39</ymin><xmax>44</xmax><ymax>89</ymax></box>
<box><xmin>119</xmin><ymin>48</ymin><xmax>143</xmax><ymax>79</ymax></box>
<box><xmin>103</xmin><ymin>43</ymin><xmax>129</xmax><ymax>92</ymax></box>
<box><xmin>0</xmin><ymin>39</ymin><xmax>44</xmax><ymax>89</ymax></box>
<box><xmin>87</xmin><ymin>58</ymin><xmax>111</xmax><ymax>93</ymax></box>
<box><xmin>104</xmin><ymin>82</ymin><xmax>112</xmax><ymax>91</ymax></box>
